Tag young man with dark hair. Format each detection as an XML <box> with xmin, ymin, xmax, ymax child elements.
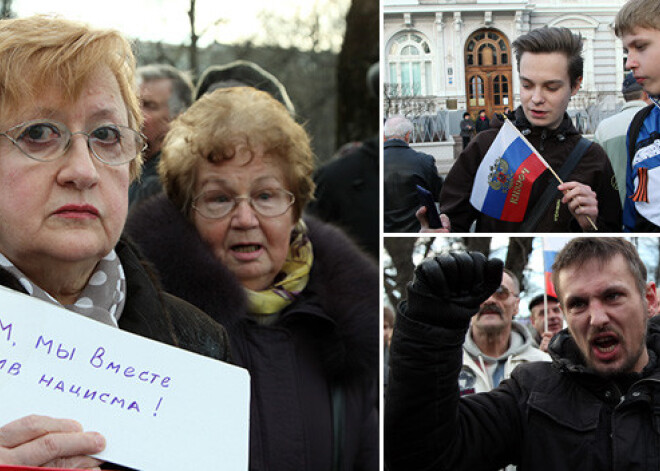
<box><xmin>386</xmin><ymin>237</ymin><xmax>660</xmax><ymax>470</ymax></box>
<box><xmin>438</xmin><ymin>27</ymin><xmax>621</xmax><ymax>232</ymax></box>
<box><xmin>614</xmin><ymin>0</ymin><xmax>660</xmax><ymax>231</ymax></box>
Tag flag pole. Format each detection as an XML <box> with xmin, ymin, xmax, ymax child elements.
<box><xmin>505</xmin><ymin>119</ymin><xmax>598</xmax><ymax>231</ymax></box>
<box><xmin>542</xmin><ymin>237</ymin><xmax>549</xmax><ymax>334</ymax></box>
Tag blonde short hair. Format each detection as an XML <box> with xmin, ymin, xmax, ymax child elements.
<box><xmin>615</xmin><ymin>0</ymin><xmax>660</xmax><ymax>37</ymax></box>
<box><xmin>0</xmin><ymin>15</ymin><xmax>143</xmax><ymax>180</ymax></box>
<box><xmin>159</xmin><ymin>87</ymin><xmax>315</xmax><ymax>220</ymax></box>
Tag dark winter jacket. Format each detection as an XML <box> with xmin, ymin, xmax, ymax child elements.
<box><xmin>307</xmin><ymin>137</ymin><xmax>379</xmax><ymax>260</ymax></box>
<box><xmin>459</xmin><ymin>118</ymin><xmax>475</xmax><ymax>138</ymax></box>
<box><xmin>624</xmin><ymin>103</ymin><xmax>660</xmax><ymax>232</ymax></box>
<box><xmin>128</xmin><ymin>152</ymin><xmax>163</xmax><ymax>211</ymax></box>
<box><xmin>385</xmin><ymin>306</ymin><xmax>660</xmax><ymax>471</ymax></box>
<box><xmin>475</xmin><ymin>116</ymin><xmax>490</xmax><ymax>133</ymax></box>
<box><xmin>440</xmin><ymin>107</ymin><xmax>622</xmax><ymax>232</ymax></box>
<box><xmin>0</xmin><ymin>238</ymin><xmax>231</xmax><ymax>361</ymax></box>
<box><xmin>125</xmin><ymin>195</ymin><xmax>379</xmax><ymax>471</ymax></box>
<box><xmin>384</xmin><ymin>138</ymin><xmax>443</xmax><ymax>233</ymax></box>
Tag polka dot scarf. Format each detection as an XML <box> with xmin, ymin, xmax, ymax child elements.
<box><xmin>0</xmin><ymin>251</ymin><xmax>126</xmax><ymax>328</ymax></box>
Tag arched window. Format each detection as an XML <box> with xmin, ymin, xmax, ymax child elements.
<box><xmin>492</xmin><ymin>75</ymin><xmax>510</xmax><ymax>107</ymax></box>
<box><xmin>466</xmin><ymin>31</ymin><xmax>510</xmax><ymax>67</ymax></box>
<box><xmin>387</xmin><ymin>33</ymin><xmax>433</xmax><ymax>97</ymax></box>
<box><xmin>468</xmin><ymin>75</ymin><xmax>485</xmax><ymax>107</ymax></box>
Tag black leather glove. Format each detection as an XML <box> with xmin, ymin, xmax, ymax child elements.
<box><xmin>405</xmin><ymin>251</ymin><xmax>503</xmax><ymax>328</ymax></box>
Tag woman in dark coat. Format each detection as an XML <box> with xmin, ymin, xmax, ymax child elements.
<box><xmin>126</xmin><ymin>87</ymin><xmax>379</xmax><ymax>471</ymax></box>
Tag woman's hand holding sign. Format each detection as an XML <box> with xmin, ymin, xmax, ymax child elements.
<box><xmin>0</xmin><ymin>415</ymin><xmax>104</xmax><ymax>469</ymax></box>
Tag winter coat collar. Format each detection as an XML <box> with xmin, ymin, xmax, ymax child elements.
<box><xmin>384</xmin><ymin>138</ymin><xmax>409</xmax><ymax>149</ymax></box>
<box><xmin>548</xmin><ymin>321</ymin><xmax>660</xmax><ymax>392</ymax></box>
<box><xmin>464</xmin><ymin>320</ymin><xmax>536</xmax><ymax>362</ymax></box>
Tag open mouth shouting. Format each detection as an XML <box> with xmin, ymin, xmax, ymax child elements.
<box><xmin>590</xmin><ymin>332</ymin><xmax>620</xmax><ymax>362</ymax></box>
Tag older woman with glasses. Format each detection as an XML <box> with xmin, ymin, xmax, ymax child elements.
<box><xmin>0</xmin><ymin>16</ymin><xmax>230</xmax><ymax>468</ymax></box>
<box><xmin>126</xmin><ymin>87</ymin><xmax>379</xmax><ymax>470</ymax></box>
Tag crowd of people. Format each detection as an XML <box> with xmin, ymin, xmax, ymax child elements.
<box><xmin>3</xmin><ymin>0</ymin><xmax>660</xmax><ymax>469</ymax></box>
<box><xmin>0</xmin><ymin>13</ymin><xmax>378</xmax><ymax>471</ymax></box>
<box><xmin>386</xmin><ymin>237</ymin><xmax>660</xmax><ymax>470</ymax></box>
<box><xmin>383</xmin><ymin>0</ymin><xmax>660</xmax><ymax>235</ymax></box>
<box><xmin>384</xmin><ymin>0</ymin><xmax>660</xmax><ymax>469</ymax></box>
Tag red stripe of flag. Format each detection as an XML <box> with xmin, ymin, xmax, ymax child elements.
<box><xmin>500</xmin><ymin>152</ymin><xmax>548</xmax><ymax>222</ymax></box>
<box><xmin>545</xmin><ymin>271</ymin><xmax>557</xmax><ymax>297</ymax></box>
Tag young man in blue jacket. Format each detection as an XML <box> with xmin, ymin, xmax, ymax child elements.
<box><xmin>616</xmin><ymin>0</ymin><xmax>660</xmax><ymax>231</ymax></box>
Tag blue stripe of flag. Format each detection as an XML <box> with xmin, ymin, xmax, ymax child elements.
<box><xmin>543</xmin><ymin>250</ymin><xmax>558</xmax><ymax>272</ymax></box>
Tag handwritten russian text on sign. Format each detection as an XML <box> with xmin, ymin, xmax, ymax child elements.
<box><xmin>0</xmin><ymin>286</ymin><xmax>250</xmax><ymax>471</ymax></box>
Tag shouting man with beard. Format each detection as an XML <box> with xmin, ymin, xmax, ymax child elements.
<box><xmin>386</xmin><ymin>238</ymin><xmax>660</xmax><ymax>470</ymax></box>
<box><xmin>460</xmin><ymin>268</ymin><xmax>549</xmax><ymax>396</ymax></box>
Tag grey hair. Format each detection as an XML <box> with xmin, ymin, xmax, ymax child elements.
<box><xmin>502</xmin><ymin>268</ymin><xmax>520</xmax><ymax>294</ymax></box>
<box><xmin>384</xmin><ymin>115</ymin><xmax>413</xmax><ymax>139</ymax></box>
<box><xmin>137</xmin><ymin>63</ymin><xmax>193</xmax><ymax>117</ymax></box>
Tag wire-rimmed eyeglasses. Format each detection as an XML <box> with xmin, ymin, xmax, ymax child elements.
<box><xmin>494</xmin><ymin>285</ymin><xmax>518</xmax><ymax>300</ymax></box>
<box><xmin>0</xmin><ymin>119</ymin><xmax>146</xmax><ymax>166</ymax></box>
<box><xmin>192</xmin><ymin>188</ymin><xmax>296</xmax><ymax>219</ymax></box>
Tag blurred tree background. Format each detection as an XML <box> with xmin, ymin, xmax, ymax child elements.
<box><xmin>135</xmin><ymin>0</ymin><xmax>378</xmax><ymax>164</ymax></box>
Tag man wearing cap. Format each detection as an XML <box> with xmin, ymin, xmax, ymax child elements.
<box><xmin>594</xmin><ymin>72</ymin><xmax>651</xmax><ymax>207</ymax></box>
<box><xmin>528</xmin><ymin>293</ymin><xmax>563</xmax><ymax>352</ymax></box>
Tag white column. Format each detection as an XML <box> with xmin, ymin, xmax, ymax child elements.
<box><xmin>453</xmin><ymin>12</ymin><xmax>464</xmax><ymax>107</ymax></box>
<box><xmin>435</xmin><ymin>12</ymin><xmax>446</xmax><ymax>98</ymax></box>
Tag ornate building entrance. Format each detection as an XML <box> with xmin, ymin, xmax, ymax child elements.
<box><xmin>465</xmin><ymin>29</ymin><xmax>513</xmax><ymax>119</ymax></box>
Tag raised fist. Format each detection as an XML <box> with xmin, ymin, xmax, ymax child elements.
<box><xmin>406</xmin><ymin>251</ymin><xmax>503</xmax><ymax>327</ymax></box>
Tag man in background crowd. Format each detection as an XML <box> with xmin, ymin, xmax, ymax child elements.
<box><xmin>384</xmin><ymin>114</ymin><xmax>442</xmax><ymax>232</ymax></box>
<box><xmin>130</xmin><ymin>64</ymin><xmax>193</xmax><ymax>209</ymax></box>
<box><xmin>527</xmin><ymin>293</ymin><xmax>563</xmax><ymax>352</ymax></box>
<box><xmin>459</xmin><ymin>269</ymin><xmax>548</xmax><ymax>398</ymax></box>
<box><xmin>594</xmin><ymin>72</ymin><xmax>651</xmax><ymax>207</ymax></box>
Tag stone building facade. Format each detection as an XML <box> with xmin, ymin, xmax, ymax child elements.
<box><xmin>383</xmin><ymin>0</ymin><xmax>627</xmax><ymax>125</ymax></box>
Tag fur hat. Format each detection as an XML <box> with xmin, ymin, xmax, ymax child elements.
<box><xmin>195</xmin><ymin>60</ymin><xmax>295</xmax><ymax>115</ymax></box>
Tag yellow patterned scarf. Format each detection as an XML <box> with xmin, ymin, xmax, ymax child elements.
<box><xmin>246</xmin><ymin>220</ymin><xmax>313</xmax><ymax>315</ymax></box>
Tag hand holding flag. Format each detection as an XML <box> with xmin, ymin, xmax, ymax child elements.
<box><xmin>469</xmin><ymin>120</ymin><xmax>550</xmax><ymax>222</ymax></box>
<box><xmin>469</xmin><ymin>120</ymin><xmax>597</xmax><ymax>230</ymax></box>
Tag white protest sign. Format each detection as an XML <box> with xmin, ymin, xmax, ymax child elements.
<box><xmin>0</xmin><ymin>286</ymin><xmax>250</xmax><ymax>471</ymax></box>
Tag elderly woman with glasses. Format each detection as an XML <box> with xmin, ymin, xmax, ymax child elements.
<box><xmin>0</xmin><ymin>16</ymin><xmax>230</xmax><ymax>468</ymax></box>
<box><xmin>126</xmin><ymin>87</ymin><xmax>379</xmax><ymax>470</ymax></box>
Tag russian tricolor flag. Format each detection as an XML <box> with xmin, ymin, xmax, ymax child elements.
<box><xmin>470</xmin><ymin>120</ymin><xmax>549</xmax><ymax>222</ymax></box>
<box><xmin>543</xmin><ymin>237</ymin><xmax>572</xmax><ymax>297</ymax></box>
